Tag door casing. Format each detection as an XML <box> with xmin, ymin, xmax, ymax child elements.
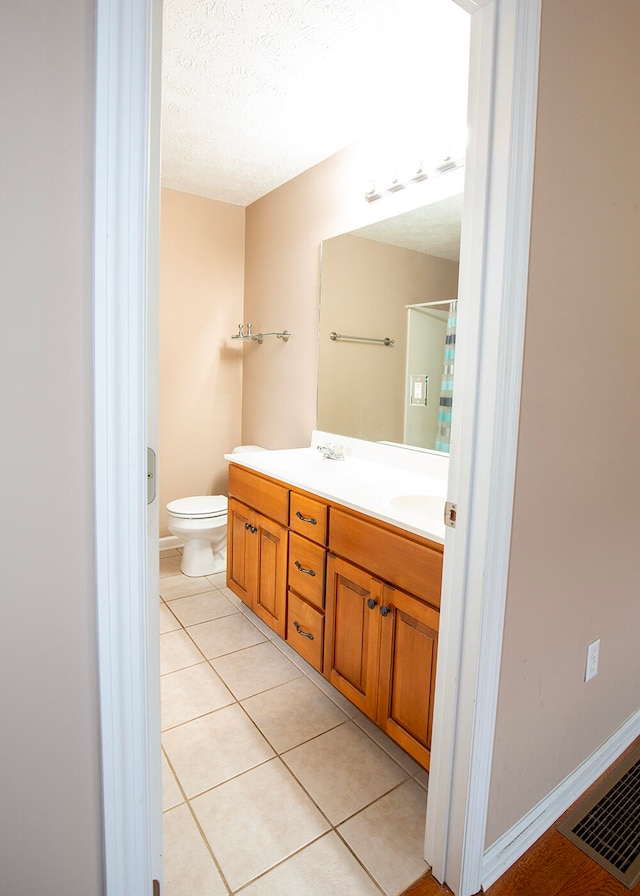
<box><xmin>92</xmin><ymin>1</ymin><xmax>541</xmax><ymax>894</ymax></box>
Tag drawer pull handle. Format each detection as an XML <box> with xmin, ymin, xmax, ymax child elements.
<box><xmin>380</xmin><ymin>605</ymin><xmax>391</xmax><ymax>617</ymax></box>
<box><xmin>294</xmin><ymin>560</ymin><xmax>316</xmax><ymax>577</ymax></box>
<box><xmin>293</xmin><ymin>621</ymin><xmax>314</xmax><ymax>640</ymax></box>
<box><xmin>295</xmin><ymin>511</ymin><xmax>317</xmax><ymax>525</ymax></box>
<box><xmin>367</xmin><ymin>598</ymin><xmax>378</xmax><ymax>610</ymax></box>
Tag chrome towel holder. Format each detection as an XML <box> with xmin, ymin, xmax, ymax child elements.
<box><xmin>329</xmin><ymin>331</ymin><xmax>394</xmax><ymax>346</ymax></box>
<box><xmin>232</xmin><ymin>323</ymin><xmax>290</xmax><ymax>344</ymax></box>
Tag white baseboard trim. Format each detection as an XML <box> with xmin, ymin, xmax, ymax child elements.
<box><xmin>159</xmin><ymin>535</ymin><xmax>181</xmax><ymax>552</ymax></box>
<box><xmin>480</xmin><ymin>707</ymin><xmax>640</xmax><ymax>891</ymax></box>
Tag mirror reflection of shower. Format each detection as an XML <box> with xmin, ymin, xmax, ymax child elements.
<box><xmin>404</xmin><ymin>300</ymin><xmax>457</xmax><ymax>452</ymax></box>
<box><xmin>317</xmin><ymin>190</ymin><xmax>462</xmax><ymax>451</ymax></box>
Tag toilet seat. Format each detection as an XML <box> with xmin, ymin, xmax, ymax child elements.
<box><xmin>167</xmin><ymin>495</ymin><xmax>227</xmax><ymax>519</ymax></box>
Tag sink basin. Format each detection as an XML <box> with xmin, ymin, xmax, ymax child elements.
<box><xmin>388</xmin><ymin>494</ymin><xmax>445</xmax><ymax>520</ymax></box>
<box><xmin>229</xmin><ymin>448</ymin><xmax>448</xmax><ymax>540</ymax></box>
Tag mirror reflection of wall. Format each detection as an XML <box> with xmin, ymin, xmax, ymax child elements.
<box><xmin>317</xmin><ymin>194</ymin><xmax>461</xmax><ymax>451</ymax></box>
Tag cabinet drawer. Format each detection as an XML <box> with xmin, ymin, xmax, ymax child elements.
<box><xmin>288</xmin><ymin>532</ymin><xmax>326</xmax><ymax>609</ymax></box>
<box><xmin>329</xmin><ymin>506</ymin><xmax>443</xmax><ymax>609</ymax></box>
<box><xmin>290</xmin><ymin>491</ymin><xmax>328</xmax><ymax>545</ymax></box>
<box><xmin>286</xmin><ymin>591</ymin><xmax>324</xmax><ymax>672</ymax></box>
<box><xmin>228</xmin><ymin>464</ymin><xmax>289</xmax><ymax>526</ymax></box>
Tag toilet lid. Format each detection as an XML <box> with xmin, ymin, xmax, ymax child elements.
<box><xmin>167</xmin><ymin>495</ymin><xmax>227</xmax><ymax>519</ymax></box>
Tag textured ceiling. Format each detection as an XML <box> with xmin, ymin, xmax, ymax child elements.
<box><xmin>351</xmin><ymin>192</ymin><xmax>464</xmax><ymax>261</ymax></box>
<box><xmin>161</xmin><ymin>0</ymin><xmax>470</xmax><ymax>207</ymax></box>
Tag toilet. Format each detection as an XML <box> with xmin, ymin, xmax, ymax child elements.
<box><xmin>166</xmin><ymin>445</ymin><xmax>266</xmax><ymax>577</ymax></box>
<box><xmin>166</xmin><ymin>495</ymin><xmax>228</xmax><ymax>577</ymax></box>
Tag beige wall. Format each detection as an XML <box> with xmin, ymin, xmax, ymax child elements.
<box><xmin>485</xmin><ymin>0</ymin><xmax>640</xmax><ymax>845</ymax></box>
<box><xmin>159</xmin><ymin>189</ymin><xmax>245</xmax><ymax>535</ymax></box>
<box><xmin>242</xmin><ymin>0</ymin><xmax>640</xmax><ymax>861</ymax></box>
<box><xmin>6</xmin><ymin>1</ymin><xmax>639</xmax><ymax>891</ymax></box>
<box><xmin>0</xmin><ymin>2</ymin><xmax>104</xmax><ymax>893</ymax></box>
<box><xmin>318</xmin><ymin>234</ymin><xmax>458</xmax><ymax>443</ymax></box>
<box><xmin>243</xmin><ymin>143</ymin><xmax>465</xmax><ymax>448</ymax></box>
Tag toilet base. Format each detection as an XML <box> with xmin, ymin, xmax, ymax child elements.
<box><xmin>180</xmin><ymin>539</ymin><xmax>226</xmax><ymax>577</ymax></box>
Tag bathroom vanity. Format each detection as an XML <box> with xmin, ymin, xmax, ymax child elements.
<box><xmin>225</xmin><ymin>434</ymin><xmax>448</xmax><ymax>771</ymax></box>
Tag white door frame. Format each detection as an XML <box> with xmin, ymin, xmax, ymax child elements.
<box><xmin>426</xmin><ymin>2</ymin><xmax>541</xmax><ymax>894</ymax></box>
<box><xmin>93</xmin><ymin>0</ymin><xmax>163</xmax><ymax>892</ymax></box>
<box><xmin>92</xmin><ymin>1</ymin><xmax>541</xmax><ymax>894</ymax></box>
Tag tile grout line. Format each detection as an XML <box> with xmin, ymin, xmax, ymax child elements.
<box><xmin>163</xmin><ymin>744</ymin><xmax>235</xmax><ymax>896</ymax></box>
<box><xmin>159</xmin><ymin>559</ymin><xmax>430</xmax><ymax>895</ymax></box>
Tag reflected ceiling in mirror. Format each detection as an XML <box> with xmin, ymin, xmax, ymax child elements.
<box><xmin>317</xmin><ymin>194</ymin><xmax>462</xmax><ymax>453</ymax></box>
<box><xmin>350</xmin><ymin>192</ymin><xmax>462</xmax><ymax>261</ymax></box>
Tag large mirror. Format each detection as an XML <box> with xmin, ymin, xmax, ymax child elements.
<box><xmin>317</xmin><ymin>193</ymin><xmax>462</xmax><ymax>452</ymax></box>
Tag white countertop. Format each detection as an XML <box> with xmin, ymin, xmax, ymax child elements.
<box><xmin>226</xmin><ymin>433</ymin><xmax>449</xmax><ymax>544</ymax></box>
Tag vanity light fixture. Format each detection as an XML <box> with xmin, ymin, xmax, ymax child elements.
<box><xmin>364</xmin><ymin>154</ymin><xmax>464</xmax><ymax>203</ymax></box>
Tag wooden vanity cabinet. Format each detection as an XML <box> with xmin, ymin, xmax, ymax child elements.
<box><xmin>329</xmin><ymin>505</ymin><xmax>443</xmax><ymax>609</ymax></box>
<box><xmin>285</xmin><ymin>490</ymin><xmax>329</xmax><ymax>671</ymax></box>
<box><xmin>227</xmin><ymin>497</ymin><xmax>288</xmax><ymax>637</ymax></box>
<box><xmin>227</xmin><ymin>497</ymin><xmax>254</xmax><ymax>603</ymax></box>
<box><xmin>289</xmin><ymin>491</ymin><xmax>328</xmax><ymax>545</ymax></box>
<box><xmin>227</xmin><ymin>461</ymin><xmax>443</xmax><ymax>769</ymax></box>
<box><xmin>227</xmin><ymin>465</ymin><xmax>289</xmax><ymax>638</ymax></box>
<box><xmin>324</xmin><ymin>505</ymin><xmax>443</xmax><ymax>769</ymax></box>
<box><xmin>324</xmin><ymin>554</ymin><xmax>381</xmax><ymax>718</ymax></box>
<box><xmin>376</xmin><ymin>584</ymin><xmax>439</xmax><ymax>768</ymax></box>
<box><xmin>286</xmin><ymin>591</ymin><xmax>324</xmax><ymax>671</ymax></box>
<box><xmin>288</xmin><ymin>531</ymin><xmax>325</xmax><ymax>609</ymax></box>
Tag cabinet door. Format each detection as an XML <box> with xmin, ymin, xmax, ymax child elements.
<box><xmin>226</xmin><ymin>498</ymin><xmax>256</xmax><ymax>607</ymax></box>
<box><xmin>253</xmin><ymin>512</ymin><xmax>288</xmax><ymax>639</ymax></box>
<box><xmin>324</xmin><ymin>554</ymin><xmax>381</xmax><ymax>719</ymax></box>
<box><xmin>377</xmin><ymin>585</ymin><xmax>439</xmax><ymax>769</ymax></box>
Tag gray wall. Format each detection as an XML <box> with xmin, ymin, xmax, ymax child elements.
<box><xmin>0</xmin><ymin>2</ymin><xmax>104</xmax><ymax>893</ymax></box>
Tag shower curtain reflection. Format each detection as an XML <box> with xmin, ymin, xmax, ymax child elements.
<box><xmin>435</xmin><ymin>300</ymin><xmax>457</xmax><ymax>453</ymax></box>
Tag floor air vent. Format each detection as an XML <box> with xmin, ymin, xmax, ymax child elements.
<box><xmin>557</xmin><ymin>747</ymin><xmax>640</xmax><ymax>889</ymax></box>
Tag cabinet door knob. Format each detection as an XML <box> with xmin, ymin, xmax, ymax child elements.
<box><xmin>367</xmin><ymin>598</ymin><xmax>378</xmax><ymax>610</ymax></box>
<box><xmin>294</xmin><ymin>560</ymin><xmax>316</xmax><ymax>577</ymax></box>
<box><xmin>380</xmin><ymin>605</ymin><xmax>391</xmax><ymax>617</ymax></box>
<box><xmin>245</xmin><ymin>522</ymin><xmax>251</xmax><ymax>530</ymax></box>
<box><xmin>293</xmin><ymin>621</ymin><xmax>314</xmax><ymax>640</ymax></box>
<box><xmin>295</xmin><ymin>510</ymin><xmax>317</xmax><ymax>525</ymax></box>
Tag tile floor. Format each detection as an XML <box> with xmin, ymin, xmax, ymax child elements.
<box><xmin>160</xmin><ymin>548</ymin><xmax>431</xmax><ymax>896</ymax></box>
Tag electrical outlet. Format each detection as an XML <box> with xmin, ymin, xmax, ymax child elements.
<box><xmin>585</xmin><ymin>639</ymin><xmax>600</xmax><ymax>682</ymax></box>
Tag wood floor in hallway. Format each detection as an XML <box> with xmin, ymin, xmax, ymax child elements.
<box><xmin>402</xmin><ymin>736</ymin><xmax>640</xmax><ymax>896</ymax></box>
